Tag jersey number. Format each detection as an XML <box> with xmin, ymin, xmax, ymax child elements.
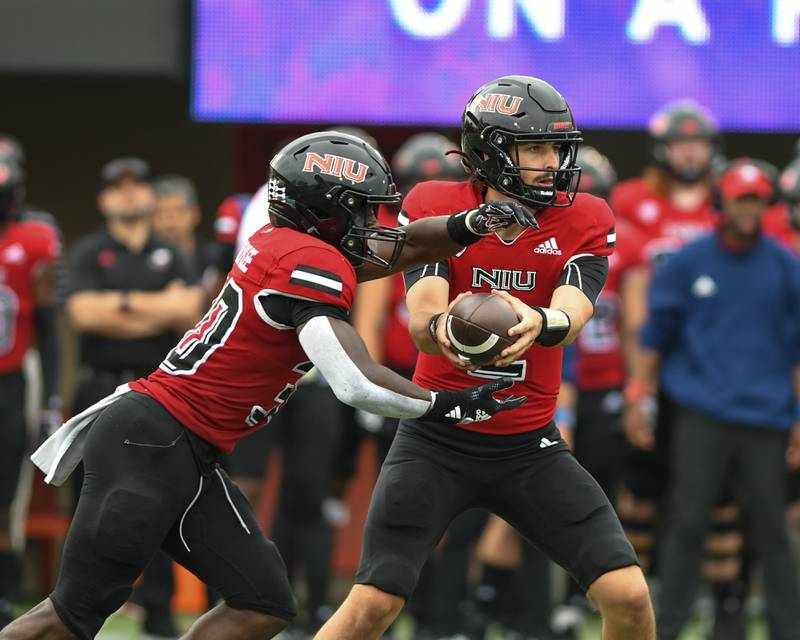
<box><xmin>467</xmin><ymin>360</ymin><xmax>527</xmax><ymax>382</ymax></box>
<box><xmin>161</xmin><ymin>280</ymin><xmax>243</xmax><ymax>376</ymax></box>
<box><xmin>245</xmin><ymin>361</ymin><xmax>314</xmax><ymax>427</ymax></box>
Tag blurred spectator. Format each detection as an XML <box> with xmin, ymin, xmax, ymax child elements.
<box><xmin>64</xmin><ymin>157</ymin><xmax>203</xmax><ymax>638</ymax></box>
<box><xmin>214</xmin><ymin>193</ymin><xmax>251</xmax><ymax>273</ymax></box>
<box><xmin>153</xmin><ymin>174</ymin><xmax>223</xmax><ymax>296</ymax></box>
<box><xmin>611</xmin><ymin>101</ymin><xmax>721</xmax><ymax>580</ymax></box>
<box><xmin>764</xmin><ymin>158</ymin><xmax>800</xmax><ymax>254</ymax></box>
<box><xmin>628</xmin><ymin>160</ymin><xmax>800</xmax><ymax>640</ymax></box>
<box><xmin>0</xmin><ymin>157</ymin><xmax>60</xmax><ymax>629</ymax></box>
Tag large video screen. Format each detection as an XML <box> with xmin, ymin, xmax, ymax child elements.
<box><xmin>192</xmin><ymin>1</ymin><xmax>800</xmax><ymax>131</ymax></box>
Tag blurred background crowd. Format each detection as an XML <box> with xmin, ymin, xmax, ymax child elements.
<box><xmin>3</xmin><ymin>1</ymin><xmax>800</xmax><ymax>639</ymax></box>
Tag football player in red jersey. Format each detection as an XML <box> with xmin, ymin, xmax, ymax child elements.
<box><xmin>7</xmin><ymin>131</ymin><xmax>533</xmax><ymax>640</ymax></box>
<box><xmin>0</xmin><ymin>157</ymin><xmax>61</xmax><ymax>629</ymax></box>
<box><xmin>315</xmin><ymin>77</ymin><xmax>654</xmax><ymax>640</ymax></box>
<box><xmin>612</xmin><ymin>101</ymin><xmax>720</xmax><ymax>257</ymax></box>
<box><xmin>612</xmin><ymin>102</ymin><xmax>721</xmax><ymax>583</ymax></box>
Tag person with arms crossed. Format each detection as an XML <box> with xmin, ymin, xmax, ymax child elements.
<box><xmin>315</xmin><ymin>76</ymin><xmax>654</xmax><ymax>640</ymax></box>
<box><xmin>3</xmin><ymin>131</ymin><xmax>534</xmax><ymax>640</ymax></box>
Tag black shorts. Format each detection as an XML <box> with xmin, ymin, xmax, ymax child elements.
<box><xmin>51</xmin><ymin>392</ymin><xmax>295</xmax><ymax>640</ymax></box>
<box><xmin>355</xmin><ymin>419</ymin><xmax>638</xmax><ymax>599</ymax></box>
<box><xmin>0</xmin><ymin>371</ymin><xmax>27</xmax><ymax>508</ymax></box>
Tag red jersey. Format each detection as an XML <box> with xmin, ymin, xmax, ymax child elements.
<box><xmin>0</xmin><ymin>220</ymin><xmax>60</xmax><ymax>373</ymax></box>
<box><xmin>612</xmin><ymin>177</ymin><xmax>718</xmax><ymax>269</ymax></box>
<box><xmin>763</xmin><ymin>203</ymin><xmax>800</xmax><ymax>255</ymax></box>
<box><xmin>377</xmin><ymin>205</ymin><xmax>417</xmax><ymax>372</ymax></box>
<box><xmin>573</xmin><ymin>221</ymin><xmax>645</xmax><ymax>390</ymax></box>
<box><xmin>612</xmin><ymin>177</ymin><xmax>718</xmax><ymax>244</ymax></box>
<box><xmin>130</xmin><ymin>225</ymin><xmax>356</xmax><ymax>453</ymax></box>
<box><xmin>214</xmin><ymin>194</ymin><xmax>251</xmax><ymax>245</ymax></box>
<box><xmin>408</xmin><ymin>181</ymin><xmax>615</xmax><ymax>435</ymax></box>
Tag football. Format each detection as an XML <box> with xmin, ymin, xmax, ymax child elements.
<box><xmin>445</xmin><ymin>293</ymin><xmax>518</xmax><ymax>365</ymax></box>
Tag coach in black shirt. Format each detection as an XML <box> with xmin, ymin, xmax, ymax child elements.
<box><xmin>64</xmin><ymin>157</ymin><xmax>203</xmax><ymax>638</ymax></box>
<box><xmin>65</xmin><ymin>158</ymin><xmax>202</xmax><ymax>402</ymax></box>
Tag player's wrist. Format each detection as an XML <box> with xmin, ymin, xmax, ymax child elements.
<box><xmin>446</xmin><ymin>210</ymin><xmax>483</xmax><ymax>246</ymax></box>
<box><xmin>623</xmin><ymin>378</ymin><xmax>653</xmax><ymax>404</ymax></box>
<box><xmin>530</xmin><ymin>307</ymin><xmax>570</xmax><ymax>346</ymax></box>
<box><xmin>427</xmin><ymin>312</ymin><xmax>444</xmax><ymax>345</ymax></box>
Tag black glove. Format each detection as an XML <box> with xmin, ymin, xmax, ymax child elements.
<box><xmin>448</xmin><ymin>201</ymin><xmax>539</xmax><ymax>245</ymax></box>
<box><xmin>423</xmin><ymin>378</ymin><xmax>526</xmax><ymax>425</ymax></box>
<box><xmin>466</xmin><ymin>200</ymin><xmax>540</xmax><ymax>234</ymax></box>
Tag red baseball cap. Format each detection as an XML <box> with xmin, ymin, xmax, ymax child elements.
<box><xmin>720</xmin><ymin>163</ymin><xmax>773</xmax><ymax>200</ymax></box>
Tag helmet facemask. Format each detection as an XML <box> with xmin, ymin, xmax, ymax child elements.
<box><xmin>336</xmin><ymin>188</ymin><xmax>405</xmax><ymax>269</ymax></box>
<box><xmin>268</xmin><ymin>177</ymin><xmax>404</xmax><ymax>269</ymax></box>
<box><xmin>481</xmin><ymin>128</ymin><xmax>582</xmax><ymax>208</ymax></box>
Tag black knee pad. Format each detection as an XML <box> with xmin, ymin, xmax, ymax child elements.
<box><xmin>95</xmin><ymin>489</ymin><xmax>167</xmax><ymax>565</ymax></box>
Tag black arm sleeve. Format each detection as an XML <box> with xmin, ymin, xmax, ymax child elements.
<box><xmin>34</xmin><ymin>305</ymin><xmax>60</xmax><ymax>405</ymax></box>
<box><xmin>557</xmin><ymin>255</ymin><xmax>609</xmax><ymax>306</ymax></box>
<box><xmin>259</xmin><ymin>295</ymin><xmax>350</xmax><ymax>328</ymax></box>
<box><xmin>403</xmin><ymin>261</ymin><xmax>450</xmax><ymax>292</ymax></box>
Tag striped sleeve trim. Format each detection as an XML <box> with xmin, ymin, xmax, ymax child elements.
<box><xmin>289</xmin><ymin>264</ymin><xmax>343</xmax><ymax>297</ymax></box>
<box><xmin>397</xmin><ymin>210</ymin><xmax>410</xmax><ymax>227</ymax></box>
<box><xmin>606</xmin><ymin>226</ymin><xmax>617</xmax><ymax>248</ymax></box>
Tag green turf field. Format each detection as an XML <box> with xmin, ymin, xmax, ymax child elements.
<box><xmin>91</xmin><ymin>610</ymin><xmax>769</xmax><ymax>639</ymax></box>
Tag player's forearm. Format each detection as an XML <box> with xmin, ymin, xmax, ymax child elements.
<box><xmin>298</xmin><ymin>317</ymin><xmax>432</xmax><ymax>418</ymax></box>
<box><xmin>547</xmin><ymin>285</ymin><xmax>595</xmax><ymax>346</ymax></box>
<box><xmin>372</xmin><ymin>216</ymin><xmax>462</xmax><ymax>279</ymax></box>
<box><xmin>630</xmin><ymin>348</ymin><xmax>661</xmax><ymax>391</ymax></box>
<box><xmin>34</xmin><ymin>304</ymin><xmax>60</xmax><ymax>405</ymax></box>
<box><xmin>409</xmin><ymin>311</ymin><xmax>443</xmax><ymax>354</ymax></box>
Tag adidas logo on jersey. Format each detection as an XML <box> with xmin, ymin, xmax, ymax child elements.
<box><xmin>534</xmin><ymin>238</ymin><xmax>562</xmax><ymax>255</ymax></box>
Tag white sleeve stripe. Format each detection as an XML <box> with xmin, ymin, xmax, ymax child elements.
<box><xmin>397</xmin><ymin>211</ymin><xmax>409</xmax><ymax>226</ymax></box>
<box><xmin>289</xmin><ymin>270</ymin><xmax>343</xmax><ymax>292</ymax></box>
<box><xmin>563</xmin><ymin>252</ymin><xmax>599</xmax><ymax>267</ymax></box>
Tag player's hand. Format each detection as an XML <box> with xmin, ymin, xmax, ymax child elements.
<box><xmin>786</xmin><ymin>420</ymin><xmax>800</xmax><ymax>470</ymax></box>
<box><xmin>424</xmin><ymin>377</ymin><xmax>526</xmax><ymax>425</ymax></box>
<box><xmin>435</xmin><ymin>293</ymin><xmax>479</xmax><ymax>371</ymax></box>
<box><xmin>489</xmin><ymin>289</ymin><xmax>542</xmax><ymax>367</ymax></box>
<box><xmin>464</xmin><ymin>201</ymin><xmax>539</xmax><ymax>235</ymax></box>
<box><xmin>623</xmin><ymin>398</ymin><xmax>656</xmax><ymax>450</ymax></box>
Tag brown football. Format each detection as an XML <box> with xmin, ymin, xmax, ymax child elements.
<box><xmin>445</xmin><ymin>293</ymin><xmax>518</xmax><ymax>365</ymax></box>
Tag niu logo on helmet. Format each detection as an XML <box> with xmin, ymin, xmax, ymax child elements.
<box><xmin>475</xmin><ymin>93</ymin><xmax>522</xmax><ymax>115</ymax></box>
<box><xmin>302</xmin><ymin>153</ymin><xmax>368</xmax><ymax>184</ymax></box>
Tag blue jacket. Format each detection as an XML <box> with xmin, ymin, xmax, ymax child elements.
<box><xmin>641</xmin><ymin>233</ymin><xmax>800</xmax><ymax>430</ymax></box>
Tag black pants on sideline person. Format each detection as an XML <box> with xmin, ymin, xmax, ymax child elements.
<box><xmin>657</xmin><ymin>405</ymin><xmax>800</xmax><ymax>640</ymax></box>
